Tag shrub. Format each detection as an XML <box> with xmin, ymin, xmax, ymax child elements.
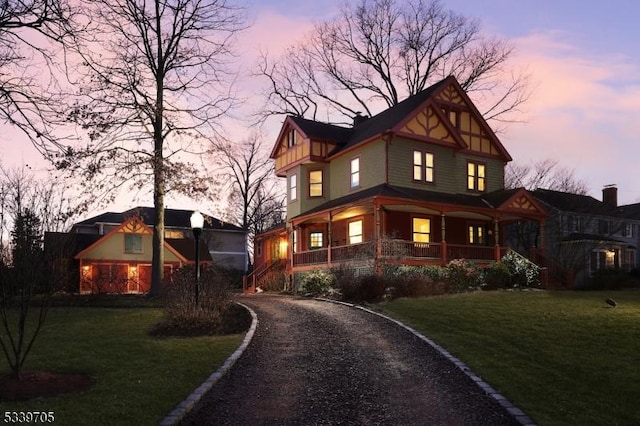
<box><xmin>381</xmin><ymin>265</ymin><xmax>448</xmax><ymax>298</ymax></box>
<box><xmin>501</xmin><ymin>250</ymin><xmax>541</xmax><ymax>287</ymax></box>
<box><xmin>446</xmin><ymin>259</ymin><xmax>483</xmax><ymax>293</ymax></box>
<box><xmin>585</xmin><ymin>268</ymin><xmax>640</xmax><ymax>290</ymax></box>
<box><xmin>339</xmin><ymin>273</ymin><xmax>387</xmax><ymax>303</ymax></box>
<box><xmin>152</xmin><ymin>265</ymin><xmax>233</xmax><ymax>336</ymax></box>
<box><xmin>298</xmin><ymin>269</ymin><xmax>336</xmax><ymax>296</ymax></box>
<box><xmin>483</xmin><ymin>261</ymin><xmax>512</xmax><ymax>289</ymax></box>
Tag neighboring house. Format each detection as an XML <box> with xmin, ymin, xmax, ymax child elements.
<box><xmin>246</xmin><ymin>76</ymin><xmax>549</xmax><ymax>292</ymax></box>
<box><xmin>47</xmin><ymin>206</ymin><xmax>247</xmax><ymax>294</ymax></box>
<box><xmin>526</xmin><ymin>185</ymin><xmax>640</xmax><ymax>287</ymax></box>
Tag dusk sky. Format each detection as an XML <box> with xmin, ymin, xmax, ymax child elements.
<box><xmin>3</xmin><ymin>0</ymin><xmax>640</xmax><ymax>216</ymax></box>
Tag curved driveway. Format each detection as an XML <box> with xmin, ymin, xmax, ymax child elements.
<box><xmin>179</xmin><ymin>294</ymin><xmax>526</xmax><ymax>425</ymax></box>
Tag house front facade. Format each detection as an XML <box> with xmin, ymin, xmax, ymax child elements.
<box><xmin>47</xmin><ymin>207</ymin><xmax>247</xmax><ymax>294</ymax></box>
<box><xmin>247</xmin><ymin>76</ymin><xmax>548</xmax><ymax>292</ymax></box>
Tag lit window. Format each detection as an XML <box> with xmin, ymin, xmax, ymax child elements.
<box><xmin>468</xmin><ymin>225</ymin><xmax>486</xmax><ymax>245</ymax></box>
<box><xmin>350</xmin><ymin>157</ymin><xmax>360</xmax><ymax>188</ymax></box>
<box><xmin>412</xmin><ymin>218</ymin><xmax>430</xmax><ymax>243</ymax></box>
<box><xmin>290</xmin><ymin>174</ymin><xmax>297</xmax><ymax>201</ymax></box>
<box><xmin>309</xmin><ymin>170</ymin><xmax>323</xmax><ymax>197</ymax></box>
<box><xmin>124</xmin><ymin>234</ymin><xmax>142</xmax><ymax>253</ymax></box>
<box><xmin>292</xmin><ymin>229</ymin><xmax>297</xmax><ymax>253</ymax></box>
<box><xmin>467</xmin><ymin>162</ymin><xmax>485</xmax><ymax>192</ymax></box>
<box><xmin>309</xmin><ymin>232</ymin><xmax>323</xmax><ymax>249</ymax></box>
<box><xmin>348</xmin><ymin>220</ymin><xmax>363</xmax><ymax>244</ymax></box>
<box><xmin>413</xmin><ymin>151</ymin><xmax>434</xmax><ymax>183</ymax></box>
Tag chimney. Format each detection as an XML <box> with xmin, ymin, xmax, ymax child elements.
<box><xmin>602</xmin><ymin>184</ymin><xmax>618</xmax><ymax>207</ymax></box>
<box><xmin>352</xmin><ymin>112</ymin><xmax>368</xmax><ymax>127</ymax></box>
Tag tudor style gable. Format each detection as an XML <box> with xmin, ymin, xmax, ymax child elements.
<box><xmin>271</xmin><ymin>117</ymin><xmax>346</xmax><ymax>177</ymax></box>
<box><xmin>395</xmin><ymin>77</ymin><xmax>511</xmax><ymax>161</ymax></box>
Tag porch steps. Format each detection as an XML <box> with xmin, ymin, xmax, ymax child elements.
<box><xmin>243</xmin><ymin>259</ymin><xmax>287</xmax><ymax>294</ymax></box>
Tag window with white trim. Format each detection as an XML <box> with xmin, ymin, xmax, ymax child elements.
<box><xmin>413</xmin><ymin>151</ymin><xmax>434</xmax><ymax>183</ymax></box>
<box><xmin>289</xmin><ymin>174</ymin><xmax>297</xmax><ymax>201</ymax></box>
<box><xmin>412</xmin><ymin>218</ymin><xmax>431</xmax><ymax>243</ymax></box>
<box><xmin>124</xmin><ymin>234</ymin><xmax>142</xmax><ymax>253</ymax></box>
<box><xmin>348</xmin><ymin>220</ymin><xmax>363</xmax><ymax>244</ymax></box>
<box><xmin>309</xmin><ymin>232</ymin><xmax>323</xmax><ymax>249</ymax></box>
<box><xmin>467</xmin><ymin>162</ymin><xmax>485</xmax><ymax>192</ymax></box>
<box><xmin>309</xmin><ymin>170</ymin><xmax>323</xmax><ymax>197</ymax></box>
<box><xmin>350</xmin><ymin>157</ymin><xmax>360</xmax><ymax>188</ymax></box>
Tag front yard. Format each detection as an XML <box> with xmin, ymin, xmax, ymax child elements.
<box><xmin>0</xmin><ymin>307</ymin><xmax>244</xmax><ymax>425</ymax></box>
<box><xmin>379</xmin><ymin>290</ymin><xmax>640</xmax><ymax>426</ymax></box>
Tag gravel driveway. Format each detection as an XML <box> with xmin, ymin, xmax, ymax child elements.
<box><xmin>179</xmin><ymin>294</ymin><xmax>527</xmax><ymax>425</ymax></box>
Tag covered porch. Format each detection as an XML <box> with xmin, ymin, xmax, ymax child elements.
<box><xmin>289</xmin><ymin>189</ymin><xmax>545</xmax><ymax>272</ymax></box>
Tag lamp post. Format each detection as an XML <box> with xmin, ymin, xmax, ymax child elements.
<box><xmin>190</xmin><ymin>210</ymin><xmax>204</xmax><ymax>307</ymax></box>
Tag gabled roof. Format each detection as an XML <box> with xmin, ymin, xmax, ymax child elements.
<box><xmin>74</xmin><ymin>217</ymin><xmax>187</xmax><ymax>261</ymax></box>
<box><xmin>75</xmin><ymin>207</ymin><xmax>244</xmax><ymax>232</ymax></box>
<box><xmin>271</xmin><ymin>76</ymin><xmax>511</xmax><ymax>162</ymax></box>
<box><xmin>532</xmin><ymin>189</ymin><xmax>616</xmax><ymax>216</ymax></box>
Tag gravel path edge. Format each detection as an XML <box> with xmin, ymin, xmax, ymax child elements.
<box><xmin>159</xmin><ymin>302</ymin><xmax>259</xmax><ymax>426</ymax></box>
<box><xmin>316</xmin><ymin>297</ymin><xmax>537</xmax><ymax>426</ymax></box>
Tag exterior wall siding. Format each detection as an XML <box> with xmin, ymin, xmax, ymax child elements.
<box><xmin>81</xmin><ymin>233</ymin><xmax>181</xmax><ymax>262</ymax></box>
<box><xmin>387</xmin><ymin>137</ymin><xmax>458</xmax><ymax>192</ymax></box>
<box><xmin>329</xmin><ymin>141</ymin><xmax>387</xmax><ymax>198</ymax></box>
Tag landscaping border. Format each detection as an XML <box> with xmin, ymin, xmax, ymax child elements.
<box><xmin>159</xmin><ymin>302</ymin><xmax>258</xmax><ymax>426</ymax></box>
<box><xmin>316</xmin><ymin>297</ymin><xmax>536</xmax><ymax>426</ymax></box>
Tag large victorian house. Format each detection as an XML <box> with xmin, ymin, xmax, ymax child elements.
<box><xmin>246</xmin><ymin>76</ymin><xmax>550</xmax><ymax>291</ymax></box>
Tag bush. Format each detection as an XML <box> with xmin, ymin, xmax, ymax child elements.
<box><xmin>298</xmin><ymin>269</ymin><xmax>336</xmax><ymax>296</ymax></box>
<box><xmin>585</xmin><ymin>268</ymin><xmax>640</xmax><ymax>290</ymax></box>
<box><xmin>339</xmin><ymin>273</ymin><xmax>387</xmax><ymax>303</ymax></box>
<box><xmin>501</xmin><ymin>250</ymin><xmax>541</xmax><ymax>287</ymax></box>
<box><xmin>152</xmin><ymin>265</ymin><xmax>233</xmax><ymax>336</ymax></box>
<box><xmin>446</xmin><ymin>259</ymin><xmax>483</xmax><ymax>293</ymax></box>
<box><xmin>483</xmin><ymin>261</ymin><xmax>512</xmax><ymax>290</ymax></box>
<box><xmin>381</xmin><ymin>265</ymin><xmax>448</xmax><ymax>298</ymax></box>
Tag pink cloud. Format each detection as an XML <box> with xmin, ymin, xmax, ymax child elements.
<box><xmin>502</xmin><ymin>31</ymin><xmax>640</xmax><ymax>202</ymax></box>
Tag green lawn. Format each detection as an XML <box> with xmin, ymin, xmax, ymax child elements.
<box><xmin>0</xmin><ymin>307</ymin><xmax>244</xmax><ymax>426</ymax></box>
<box><xmin>378</xmin><ymin>290</ymin><xmax>640</xmax><ymax>426</ymax></box>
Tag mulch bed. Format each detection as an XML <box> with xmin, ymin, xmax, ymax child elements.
<box><xmin>0</xmin><ymin>371</ymin><xmax>95</xmax><ymax>402</ymax></box>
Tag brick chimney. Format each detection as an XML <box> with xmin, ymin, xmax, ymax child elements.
<box><xmin>602</xmin><ymin>184</ymin><xmax>618</xmax><ymax>207</ymax></box>
<box><xmin>353</xmin><ymin>112</ymin><xmax>369</xmax><ymax>127</ymax></box>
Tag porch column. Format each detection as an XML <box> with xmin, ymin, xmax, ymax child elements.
<box><xmin>327</xmin><ymin>214</ymin><xmax>332</xmax><ymax>265</ymax></box>
<box><xmin>494</xmin><ymin>218</ymin><xmax>501</xmax><ymax>261</ymax></box>
<box><xmin>538</xmin><ymin>219</ymin><xmax>546</xmax><ymax>252</ymax></box>
<box><xmin>441</xmin><ymin>213</ymin><xmax>447</xmax><ymax>264</ymax></box>
<box><xmin>375</xmin><ymin>200</ymin><xmax>383</xmax><ymax>274</ymax></box>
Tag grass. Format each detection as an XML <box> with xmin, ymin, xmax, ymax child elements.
<box><xmin>0</xmin><ymin>306</ymin><xmax>245</xmax><ymax>426</ymax></box>
<box><xmin>378</xmin><ymin>290</ymin><xmax>640</xmax><ymax>426</ymax></box>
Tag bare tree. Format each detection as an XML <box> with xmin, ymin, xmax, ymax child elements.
<box><xmin>212</xmin><ymin>132</ymin><xmax>285</xmax><ymax>264</ymax></box>
<box><xmin>0</xmin><ymin>166</ymin><xmax>76</xmax><ymax>380</ymax></box>
<box><xmin>255</xmin><ymin>0</ymin><xmax>529</xmax><ymax>127</ymax></box>
<box><xmin>505</xmin><ymin>159</ymin><xmax>588</xmax><ymax>195</ymax></box>
<box><xmin>0</xmin><ymin>0</ymin><xmax>78</xmax><ymax>157</ymax></box>
<box><xmin>62</xmin><ymin>0</ymin><xmax>247</xmax><ymax>295</ymax></box>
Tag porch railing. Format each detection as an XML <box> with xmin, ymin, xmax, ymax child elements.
<box><xmin>293</xmin><ymin>248</ymin><xmax>328</xmax><ymax>266</ymax></box>
<box><xmin>446</xmin><ymin>244</ymin><xmax>500</xmax><ymax>261</ymax></box>
<box><xmin>292</xmin><ymin>239</ymin><xmax>507</xmax><ymax>267</ymax></box>
<box><xmin>381</xmin><ymin>239</ymin><xmax>441</xmax><ymax>258</ymax></box>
